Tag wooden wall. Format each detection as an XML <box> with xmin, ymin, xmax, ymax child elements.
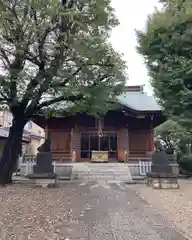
<box><xmin>49</xmin><ymin>130</ymin><xmax>71</xmax><ymax>161</ymax></box>
<box><xmin>44</xmin><ymin>112</ymin><xmax>156</xmax><ymax>161</ymax></box>
<box><xmin>128</xmin><ymin>128</ymin><xmax>154</xmax><ymax>158</ymax></box>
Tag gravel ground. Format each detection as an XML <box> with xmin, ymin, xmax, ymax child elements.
<box><xmin>130</xmin><ymin>179</ymin><xmax>192</xmax><ymax>239</ymax></box>
<box><xmin>0</xmin><ymin>181</ymin><xmax>187</xmax><ymax>240</ymax></box>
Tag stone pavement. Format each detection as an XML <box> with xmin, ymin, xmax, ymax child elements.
<box><xmin>58</xmin><ymin>181</ymin><xmax>186</xmax><ymax>240</ymax></box>
<box><xmin>0</xmin><ymin>181</ymin><xmax>187</xmax><ymax>240</ymax></box>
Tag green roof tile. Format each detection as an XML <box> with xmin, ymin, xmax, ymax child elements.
<box><xmin>117</xmin><ymin>91</ymin><xmax>162</xmax><ymax>111</ymax></box>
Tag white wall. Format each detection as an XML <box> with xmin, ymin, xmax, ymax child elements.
<box><xmin>0</xmin><ymin>110</ymin><xmax>45</xmax><ymax>156</ymax></box>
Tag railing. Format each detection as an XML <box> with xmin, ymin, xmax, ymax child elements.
<box><xmin>52</xmin><ymin>151</ymin><xmax>71</xmax><ymax>162</ymax></box>
<box><xmin>22</xmin><ymin>160</ymin><xmax>68</xmax><ymax>176</ymax></box>
<box><xmin>23</xmin><ymin>160</ymin><xmax>36</xmax><ymax>176</ymax></box>
<box><xmin>22</xmin><ymin>159</ymin><xmax>153</xmax><ymax>176</ymax></box>
<box><xmin>139</xmin><ymin>161</ymin><xmax>152</xmax><ymax>176</ymax></box>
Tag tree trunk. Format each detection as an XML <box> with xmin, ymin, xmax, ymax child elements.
<box><xmin>0</xmin><ymin>118</ymin><xmax>25</xmax><ymax>185</ymax></box>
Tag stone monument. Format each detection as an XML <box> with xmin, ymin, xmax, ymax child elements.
<box><xmin>148</xmin><ymin>138</ymin><xmax>179</xmax><ymax>189</ymax></box>
<box><xmin>28</xmin><ymin>137</ymin><xmax>57</xmax><ymax>187</ymax></box>
<box><xmin>33</xmin><ymin>139</ymin><xmax>54</xmax><ymax>174</ymax></box>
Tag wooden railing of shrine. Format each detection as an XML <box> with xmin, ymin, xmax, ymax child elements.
<box><xmin>52</xmin><ymin>151</ymin><xmax>71</xmax><ymax>162</ymax></box>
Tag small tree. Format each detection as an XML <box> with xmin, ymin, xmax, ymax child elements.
<box><xmin>0</xmin><ymin>0</ymin><xmax>127</xmax><ymax>185</ymax></box>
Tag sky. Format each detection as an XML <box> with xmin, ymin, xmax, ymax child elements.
<box><xmin>110</xmin><ymin>0</ymin><xmax>162</xmax><ymax>95</ymax></box>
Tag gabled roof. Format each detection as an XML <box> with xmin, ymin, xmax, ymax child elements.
<box><xmin>36</xmin><ymin>85</ymin><xmax>162</xmax><ymax>121</ymax></box>
<box><xmin>117</xmin><ymin>91</ymin><xmax>162</xmax><ymax>112</ymax></box>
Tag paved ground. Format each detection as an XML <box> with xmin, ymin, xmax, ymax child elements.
<box><xmin>130</xmin><ymin>179</ymin><xmax>192</xmax><ymax>240</ymax></box>
<box><xmin>0</xmin><ymin>181</ymin><xmax>187</xmax><ymax>240</ymax></box>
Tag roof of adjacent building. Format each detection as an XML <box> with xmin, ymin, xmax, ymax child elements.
<box><xmin>0</xmin><ymin>127</ymin><xmax>31</xmax><ymax>142</ymax></box>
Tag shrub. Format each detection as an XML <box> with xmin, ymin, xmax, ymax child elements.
<box><xmin>179</xmin><ymin>154</ymin><xmax>192</xmax><ymax>174</ymax></box>
<box><xmin>166</xmin><ymin>147</ymin><xmax>174</xmax><ymax>155</ymax></box>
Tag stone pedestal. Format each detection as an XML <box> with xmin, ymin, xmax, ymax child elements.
<box><xmin>28</xmin><ymin>174</ymin><xmax>57</xmax><ymax>188</ymax></box>
<box><xmin>34</xmin><ymin>152</ymin><xmax>54</xmax><ymax>174</ymax></box>
<box><xmin>151</xmin><ymin>177</ymin><xmax>179</xmax><ymax>189</ymax></box>
<box><xmin>149</xmin><ymin>151</ymin><xmax>179</xmax><ymax>189</ymax></box>
<box><xmin>28</xmin><ymin>152</ymin><xmax>57</xmax><ymax>188</ymax></box>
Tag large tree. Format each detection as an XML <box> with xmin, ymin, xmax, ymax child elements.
<box><xmin>0</xmin><ymin>0</ymin><xmax>126</xmax><ymax>185</ymax></box>
<box><xmin>137</xmin><ymin>0</ymin><xmax>192</xmax><ymax>129</ymax></box>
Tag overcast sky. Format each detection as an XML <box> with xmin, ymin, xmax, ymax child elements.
<box><xmin>110</xmin><ymin>0</ymin><xmax>162</xmax><ymax>95</ymax></box>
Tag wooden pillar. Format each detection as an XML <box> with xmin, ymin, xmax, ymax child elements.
<box><xmin>150</xmin><ymin>127</ymin><xmax>154</xmax><ymax>151</ymax></box>
<box><xmin>71</xmin><ymin>127</ymin><xmax>81</xmax><ymax>161</ymax></box>
<box><xmin>117</xmin><ymin>128</ymin><xmax>129</xmax><ymax>162</ymax></box>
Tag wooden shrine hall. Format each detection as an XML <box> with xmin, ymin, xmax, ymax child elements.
<box><xmin>34</xmin><ymin>85</ymin><xmax>165</xmax><ymax>163</ymax></box>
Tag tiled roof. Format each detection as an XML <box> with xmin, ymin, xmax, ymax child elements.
<box><xmin>117</xmin><ymin>91</ymin><xmax>162</xmax><ymax>112</ymax></box>
<box><xmin>35</xmin><ymin>86</ymin><xmax>163</xmax><ymax>118</ymax></box>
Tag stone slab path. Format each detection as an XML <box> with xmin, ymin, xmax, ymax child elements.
<box><xmin>0</xmin><ymin>181</ymin><xmax>187</xmax><ymax>240</ymax></box>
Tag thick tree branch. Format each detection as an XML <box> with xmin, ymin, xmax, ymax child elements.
<box><xmin>50</xmin><ymin>67</ymin><xmax>81</xmax><ymax>88</ymax></box>
<box><xmin>37</xmin><ymin>72</ymin><xmax>110</xmax><ymax>109</ymax></box>
<box><xmin>21</xmin><ymin>71</ymin><xmax>45</xmax><ymax>106</ymax></box>
<box><xmin>92</xmin><ymin>73</ymin><xmax>110</xmax><ymax>86</ymax></box>
<box><xmin>37</xmin><ymin>94</ymin><xmax>84</xmax><ymax>109</ymax></box>
<box><xmin>0</xmin><ymin>48</ymin><xmax>11</xmax><ymax>67</ymax></box>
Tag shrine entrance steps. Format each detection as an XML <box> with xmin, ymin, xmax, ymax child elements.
<box><xmin>70</xmin><ymin>163</ymin><xmax>133</xmax><ymax>182</ymax></box>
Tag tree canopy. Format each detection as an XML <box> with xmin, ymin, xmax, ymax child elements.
<box><xmin>0</xmin><ymin>0</ymin><xmax>127</xmax><ymax>185</ymax></box>
<box><xmin>155</xmin><ymin>119</ymin><xmax>192</xmax><ymax>143</ymax></box>
<box><xmin>0</xmin><ymin>0</ymin><xmax>127</xmax><ymax>119</ymax></box>
<box><xmin>137</xmin><ymin>0</ymin><xmax>192</xmax><ymax>129</ymax></box>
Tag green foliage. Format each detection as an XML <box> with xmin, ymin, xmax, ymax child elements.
<box><xmin>179</xmin><ymin>154</ymin><xmax>192</xmax><ymax>173</ymax></box>
<box><xmin>155</xmin><ymin>119</ymin><xmax>192</xmax><ymax>155</ymax></box>
<box><xmin>0</xmin><ymin>0</ymin><xmax>126</xmax><ymax>119</ymax></box>
<box><xmin>136</xmin><ymin>0</ymin><xmax>192</xmax><ymax>129</ymax></box>
<box><xmin>155</xmin><ymin>119</ymin><xmax>192</xmax><ymax>142</ymax></box>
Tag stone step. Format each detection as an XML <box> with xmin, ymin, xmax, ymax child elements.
<box><xmin>71</xmin><ymin>171</ymin><xmax>131</xmax><ymax>175</ymax></box>
<box><xmin>71</xmin><ymin>165</ymin><xmax>133</xmax><ymax>181</ymax></box>
<box><xmin>72</xmin><ymin>175</ymin><xmax>131</xmax><ymax>180</ymax></box>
